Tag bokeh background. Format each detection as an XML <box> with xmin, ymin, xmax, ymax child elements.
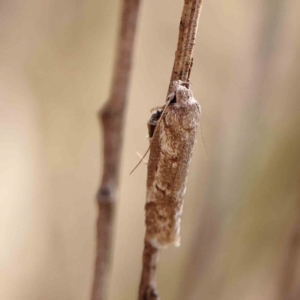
<box><xmin>1</xmin><ymin>0</ymin><xmax>300</xmax><ymax>300</ymax></box>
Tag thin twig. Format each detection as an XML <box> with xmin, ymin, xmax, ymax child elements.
<box><xmin>168</xmin><ymin>0</ymin><xmax>202</xmax><ymax>93</ymax></box>
<box><xmin>277</xmin><ymin>207</ymin><xmax>300</xmax><ymax>300</ymax></box>
<box><xmin>91</xmin><ymin>1</ymin><xmax>141</xmax><ymax>300</ymax></box>
<box><xmin>138</xmin><ymin>1</ymin><xmax>203</xmax><ymax>299</ymax></box>
<box><xmin>138</xmin><ymin>240</ymin><xmax>160</xmax><ymax>300</ymax></box>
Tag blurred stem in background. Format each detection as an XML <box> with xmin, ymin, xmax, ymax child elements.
<box><xmin>179</xmin><ymin>0</ymin><xmax>300</xmax><ymax>299</ymax></box>
<box><xmin>91</xmin><ymin>1</ymin><xmax>141</xmax><ymax>300</ymax></box>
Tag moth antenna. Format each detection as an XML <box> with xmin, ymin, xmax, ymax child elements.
<box><xmin>130</xmin><ymin>98</ymin><xmax>172</xmax><ymax>175</ymax></box>
<box><xmin>199</xmin><ymin>120</ymin><xmax>209</xmax><ymax>160</ymax></box>
<box><xmin>136</xmin><ymin>151</ymin><xmax>148</xmax><ymax>164</ymax></box>
<box><xmin>130</xmin><ymin>147</ymin><xmax>150</xmax><ymax>175</ymax></box>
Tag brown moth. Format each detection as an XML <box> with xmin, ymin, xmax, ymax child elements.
<box><xmin>145</xmin><ymin>80</ymin><xmax>201</xmax><ymax>249</ymax></box>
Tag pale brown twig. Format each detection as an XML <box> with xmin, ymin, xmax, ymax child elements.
<box><xmin>138</xmin><ymin>1</ymin><xmax>203</xmax><ymax>299</ymax></box>
<box><xmin>277</xmin><ymin>204</ymin><xmax>300</xmax><ymax>300</ymax></box>
<box><xmin>168</xmin><ymin>0</ymin><xmax>202</xmax><ymax>93</ymax></box>
<box><xmin>91</xmin><ymin>1</ymin><xmax>141</xmax><ymax>300</ymax></box>
<box><xmin>138</xmin><ymin>240</ymin><xmax>160</xmax><ymax>300</ymax></box>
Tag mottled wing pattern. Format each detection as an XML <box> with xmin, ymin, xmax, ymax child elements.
<box><xmin>145</xmin><ymin>82</ymin><xmax>200</xmax><ymax>249</ymax></box>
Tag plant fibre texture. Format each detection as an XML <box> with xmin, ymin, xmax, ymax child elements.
<box><xmin>145</xmin><ymin>80</ymin><xmax>201</xmax><ymax>249</ymax></box>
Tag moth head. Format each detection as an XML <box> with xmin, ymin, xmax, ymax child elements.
<box><xmin>172</xmin><ymin>80</ymin><xmax>186</xmax><ymax>90</ymax></box>
<box><xmin>172</xmin><ymin>80</ymin><xmax>182</xmax><ymax>88</ymax></box>
<box><xmin>171</xmin><ymin>82</ymin><xmax>193</xmax><ymax>104</ymax></box>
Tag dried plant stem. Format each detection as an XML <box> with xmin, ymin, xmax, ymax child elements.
<box><xmin>168</xmin><ymin>0</ymin><xmax>202</xmax><ymax>93</ymax></box>
<box><xmin>91</xmin><ymin>1</ymin><xmax>141</xmax><ymax>300</ymax></box>
<box><xmin>138</xmin><ymin>240</ymin><xmax>160</xmax><ymax>300</ymax></box>
<box><xmin>138</xmin><ymin>1</ymin><xmax>203</xmax><ymax>299</ymax></box>
<box><xmin>277</xmin><ymin>210</ymin><xmax>300</xmax><ymax>300</ymax></box>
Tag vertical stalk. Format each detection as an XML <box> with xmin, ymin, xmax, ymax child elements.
<box><xmin>138</xmin><ymin>1</ymin><xmax>203</xmax><ymax>299</ymax></box>
<box><xmin>91</xmin><ymin>1</ymin><xmax>141</xmax><ymax>300</ymax></box>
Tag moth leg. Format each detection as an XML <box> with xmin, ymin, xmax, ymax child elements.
<box><xmin>150</xmin><ymin>92</ymin><xmax>176</xmax><ymax>113</ymax></box>
<box><xmin>167</xmin><ymin>91</ymin><xmax>175</xmax><ymax>102</ymax></box>
<box><xmin>150</xmin><ymin>103</ymin><xmax>167</xmax><ymax>113</ymax></box>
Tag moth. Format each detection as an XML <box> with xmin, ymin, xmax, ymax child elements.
<box><xmin>145</xmin><ymin>80</ymin><xmax>201</xmax><ymax>249</ymax></box>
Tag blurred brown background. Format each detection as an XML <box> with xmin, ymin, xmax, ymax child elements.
<box><xmin>1</xmin><ymin>0</ymin><xmax>300</xmax><ymax>300</ymax></box>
